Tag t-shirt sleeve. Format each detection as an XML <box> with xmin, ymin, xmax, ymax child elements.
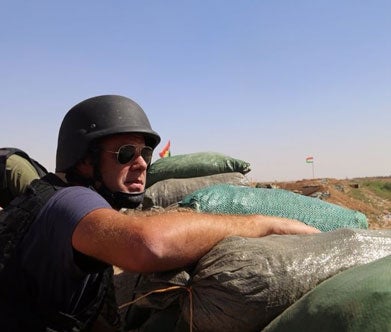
<box><xmin>22</xmin><ymin>186</ymin><xmax>111</xmax><ymax>277</ymax></box>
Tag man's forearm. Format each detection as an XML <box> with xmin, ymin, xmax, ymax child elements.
<box><xmin>73</xmin><ymin>209</ymin><xmax>320</xmax><ymax>273</ymax></box>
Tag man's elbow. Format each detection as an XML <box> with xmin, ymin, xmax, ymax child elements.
<box><xmin>121</xmin><ymin>229</ymin><xmax>174</xmax><ymax>273</ymax></box>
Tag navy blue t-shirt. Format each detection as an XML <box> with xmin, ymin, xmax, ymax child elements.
<box><xmin>1</xmin><ymin>185</ymin><xmax>111</xmax><ymax>330</ymax></box>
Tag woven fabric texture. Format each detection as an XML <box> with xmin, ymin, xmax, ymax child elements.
<box><xmin>180</xmin><ymin>184</ymin><xmax>368</xmax><ymax>231</ymax></box>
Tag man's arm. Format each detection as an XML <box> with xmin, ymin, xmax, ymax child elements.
<box><xmin>72</xmin><ymin>209</ymin><xmax>320</xmax><ymax>272</ymax></box>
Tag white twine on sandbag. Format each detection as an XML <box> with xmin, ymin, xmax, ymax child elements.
<box><xmin>118</xmin><ymin>285</ymin><xmax>194</xmax><ymax>332</ymax></box>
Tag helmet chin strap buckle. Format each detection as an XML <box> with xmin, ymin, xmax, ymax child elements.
<box><xmin>98</xmin><ymin>185</ymin><xmax>145</xmax><ymax>210</ymax></box>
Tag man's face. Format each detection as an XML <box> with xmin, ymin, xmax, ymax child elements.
<box><xmin>99</xmin><ymin>133</ymin><xmax>150</xmax><ymax>194</ymax></box>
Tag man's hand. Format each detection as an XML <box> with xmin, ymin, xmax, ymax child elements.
<box><xmin>257</xmin><ymin>215</ymin><xmax>321</xmax><ymax>236</ymax></box>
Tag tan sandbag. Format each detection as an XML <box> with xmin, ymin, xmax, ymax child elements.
<box><xmin>143</xmin><ymin>172</ymin><xmax>249</xmax><ymax>209</ymax></box>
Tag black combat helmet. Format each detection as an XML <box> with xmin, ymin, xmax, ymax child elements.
<box><xmin>56</xmin><ymin>95</ymin><xmax>160</xmax><ymax>172</ymax></box>
<box><xmin>55</xmin><ymin>95</ymin><xmax>161</xmax><ymax>209</ymax></box>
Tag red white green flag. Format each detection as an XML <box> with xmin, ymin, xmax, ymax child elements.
<box><xmin>159</xmin><ymin>140</ymin><xmax>171</xmax><ymax>158</ymax></box>
<box><xmin>306</xmin><ymin>156</ymin><xmax>314</xmax><ymax>163</ymax></box>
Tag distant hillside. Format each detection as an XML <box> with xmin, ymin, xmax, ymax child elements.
<box><xmin>253</xmin><ymin>176</ymin><xmax>391</xmax><ymax>229</ymax></box>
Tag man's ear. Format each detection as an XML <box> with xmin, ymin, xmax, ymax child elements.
<box><xmin>75</xmin><ymin>157</ymin><xmax>94</xmax><ymax>178</ymax></box>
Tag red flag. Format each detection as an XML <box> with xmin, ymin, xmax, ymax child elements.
<box><xmin>159</xmin><ymin>140</ymin><xmax>171</xmax><ymax>158</ymax></box>
<box><xmin>306</xmin><ymin>156</ymin><xmax>314</xmax><ymax>163</ymax></box>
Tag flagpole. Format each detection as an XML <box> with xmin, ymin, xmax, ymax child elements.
<box><xmin>312</xmin><ymin>161</ymin><xmax>314</xmax><ymax>179</ymax></box>
<box><xmin>306</xmin><ymin>156</ymin><xmax>315</xmax><ymax>179</ymax></box>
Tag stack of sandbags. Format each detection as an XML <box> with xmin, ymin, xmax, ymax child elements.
<box><xmin>124</xmin><ymin>229</ymin><xmax>391</xmax><ymax>332</ymax></box>
<box><xmin>179</xmin><ymin>183</ymin><xmax>368</xmax><ymax>231</ymax></box>
<box><xmin>143</xmin><ymin>152</ymin><xmax>251</xmax><ymax>209</ymax></box>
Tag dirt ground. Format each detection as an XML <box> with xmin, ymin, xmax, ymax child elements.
<box><xmin>254</xmin><ymin>176</ymin><xmax>391</xmax><ymax>230</ymax></box>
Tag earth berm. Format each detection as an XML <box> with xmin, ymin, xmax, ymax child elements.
<box><xmin>253</xmin><ymin>176</ymin><xmax>391</xmax><ymax>230</ymax></box>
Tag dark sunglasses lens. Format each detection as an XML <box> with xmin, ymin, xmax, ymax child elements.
<box><xmin>141</xmin><ymin>147</ymin><xmax>153</xmax><ymax>164</ymax></box>
<box><xmin>117</xmin><ymin>146</ymin><xmax>136</xmax><ymax>164</ymax></box>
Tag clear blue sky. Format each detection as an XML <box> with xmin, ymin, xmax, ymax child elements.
<box><xmin>1</xmin><ymin>1</ymin><xmax>390</xmax><ymax>182</ymax></box>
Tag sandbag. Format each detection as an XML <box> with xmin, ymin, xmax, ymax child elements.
<box><xmin>128</xmin><ymin>229</ymin><xmax>391</xmax><ymax>332</ymax></box>
<box><xmin>179</xmin><ymin>184</ymin><xmax>368</xmax><ymax>231</ymax></box>
<box><xmin>146</xmin><ymin>152</ymin><xmax>251</xmax><ymax>188</ymax></box>
<box><xmin>143</xmin><ymin>172</ymin><xmax>249</xmax><ymax>209</ymax></box>
<box><xmin>263</xmin><ymin>254</ymin><xmax>391</xmax><ymax>332</ymax></box>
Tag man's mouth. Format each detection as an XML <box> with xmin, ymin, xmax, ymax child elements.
<box><xmin>124</xmin><ymin>179</ymin><xmax>144</xmax><ymax>192</ymax></box>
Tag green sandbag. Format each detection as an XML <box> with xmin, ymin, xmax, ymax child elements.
<box><xmin>179</xmin><ymin>184</ymin><xmax>368</xmax><ymax>232</ymax></box>
<box><xmin>263</xmin><ymin>255</ymin><xmax>391</xmax><ymax>332</ymax></box>
<box><xmin>146</xmin><ymin>152</ymin><xmax>251</xmax><ymax>188</ymax></box>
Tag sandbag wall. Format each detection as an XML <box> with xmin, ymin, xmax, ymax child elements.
<box><xmin>143</xmin><ymin>152</ymin><xmax>251</xmax><ymax>209</ymax></box>
<box><xmin>125</xmin><ymin>229</ymin><xmax>391</xmax><ymax>332</ymax></box>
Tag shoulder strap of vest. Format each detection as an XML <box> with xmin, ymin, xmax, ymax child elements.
<box><xmin>0</xmin><ymin>173</ymin><xmax>65</xmax><ymax>272</ymax></box>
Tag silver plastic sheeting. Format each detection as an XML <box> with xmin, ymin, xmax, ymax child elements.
<box><xmin>131</xmin><ymin>229</ymin><xmax>391</xmax><ymax>332</ymax></box>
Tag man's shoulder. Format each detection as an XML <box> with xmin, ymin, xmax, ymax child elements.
<box><xmin>44</xmin><ymin>185</ymin><xmax>111</xmax><ymax>215</ymax></box>
<box><xmin>51</xmin><ymin>185</ymin><xmax>104</xmax><ymax>199</ymax></box>
<box><xmin>7</xmin><ymin>154</ymin><xmax>40</xmax><ymax>176</ymax></box>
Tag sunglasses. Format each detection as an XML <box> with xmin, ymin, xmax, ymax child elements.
<box><xmin>104</xmin><ymin>144</ymin><xmax>153</xmax><ymax>165</ymax></box>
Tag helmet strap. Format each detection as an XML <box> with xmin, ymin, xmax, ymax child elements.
<box><xmin>97</xmin><ymin>186</ymin><xmax>145</xmax><ymax>210</ymax></box>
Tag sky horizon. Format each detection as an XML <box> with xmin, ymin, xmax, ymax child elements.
<box><xmin>1</xmin><ymin>1</ymin><xmax>390</xmax><ymax>182</ymax></box>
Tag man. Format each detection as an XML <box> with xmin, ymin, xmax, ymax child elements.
<box><xmin>0</xmin><ymin>95</ymin><xmax>319</xmax><ymax>331</ymax></box>
<box><xmin>0</xmin><ymin>149</ymin><xmax>46</xmax><ymax>208</ymax></box>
